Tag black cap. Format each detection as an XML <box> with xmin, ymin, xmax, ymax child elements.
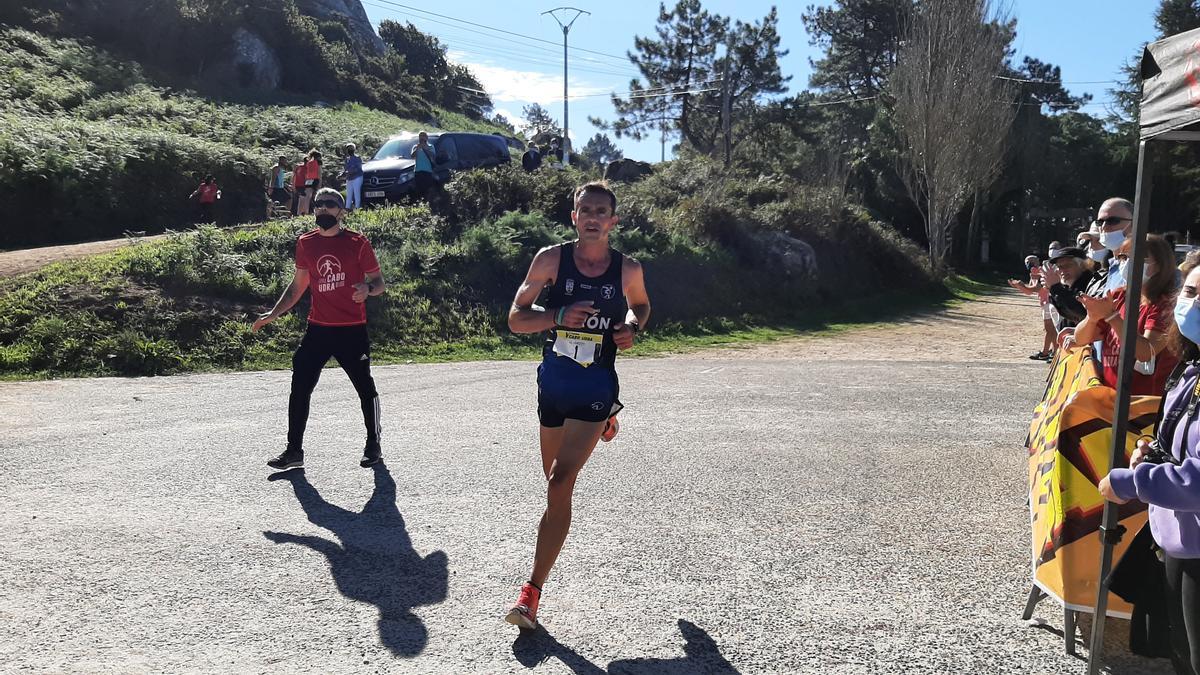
<box><xmin>1048</xmin><ymin>246</ymin><xmax>1087</xmax><ymax>262</ymax></box>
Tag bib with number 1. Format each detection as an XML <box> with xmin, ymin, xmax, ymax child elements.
<box><xmin>552</xmin><ymin>329</ymin><xmax>603</xmax><ymax>366</ymax></box>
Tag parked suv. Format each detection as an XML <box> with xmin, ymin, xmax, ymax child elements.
<box><xmin>360</xmin><ymin>131</ymin><xmax>511</xmax><ymax>204</ymax></box>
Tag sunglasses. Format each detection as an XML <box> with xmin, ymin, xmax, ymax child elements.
<box><xmin>1093</xmin><ymin>216</ymin><xmax>1132</xmax><ymax>227</ymax></box>
<box><xmin>312</xmin><ymin>199</ymin><xmax>342</xmax><ymax>209</ymax></box>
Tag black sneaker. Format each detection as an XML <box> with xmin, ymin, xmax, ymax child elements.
<box><xmin>360</xmin><ymin>441</ymin><xmax>382</xmax><ymax>468</ymax></box>
<box><xmin>267</xmin><ymin>446</ymin><xmax>304</xmax><ymax>471</ymax></box>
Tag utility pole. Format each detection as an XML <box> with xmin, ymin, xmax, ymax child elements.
<box><xmin>721</xmin><ymin>36</ymin><xmax>734</xmax><ymax>167</ymax></box>
<box><xmin>543</xmin><ymin>7</ymin><xmax>589</xmax><ymax>167</ymax></box>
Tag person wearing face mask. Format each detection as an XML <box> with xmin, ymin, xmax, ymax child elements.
<box><xmin>1074</xmin><ymin>234</ymin><xmax>1179</xmax><ymax>395</ymax></box>
<box><xmin>1094</xmin><ymin>197</ymin><xmax>1135</xmax><ymax>293</ymax></box>
<box><xmin>1099</xmin><ymin>249</ymin><xmax>1200</xmax><ymax>675</ymax></box>
<box><xmin>251</xmin><ymin>188</ymin><xmax>388</xmax><ymax>471</ymax></box>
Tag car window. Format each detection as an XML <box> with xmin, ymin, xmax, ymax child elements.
<box><xmin>435</xmin><ymin>136</ymin><xmax>457</xmax><ymax>163</ymax></box>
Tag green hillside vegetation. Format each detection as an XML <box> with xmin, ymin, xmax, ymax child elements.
<box><xmin>0</xmin><ymin>28</ymin><xmax>508</xmax><ymax>248</ymax></box>
<box><xmin>0</xmin><ymin>160</ymin><xmax>937</xmax><ymax>378</ymax></box>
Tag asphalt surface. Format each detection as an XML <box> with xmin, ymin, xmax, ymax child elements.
<box><xmin>0</xmin><ymin>291</ymin><xmax>1175</xmax><ymax>673</ymax></box>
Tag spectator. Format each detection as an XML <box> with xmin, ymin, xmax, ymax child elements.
<box><xmin>1043</xmin><ymin>246</ymin><xmax>1095</xmax><ymax>332</ymax></box>
<box><xmin>340</xmin><ymin>143</ymin><xmax>364</xmax><ymax>211</ymax></box>
<box><xmin>267</xmin><ymin>156</ymin><xmax>290</xmax><ymax>213</ymax></box>
<box><xmin>1095</xmin><ymin>197</ymin><xmax>1136</xmax><ymax>293</ymax></box>
<box><xmin>410</xmin><ymin>131</ymin><xmax>437</xmax><ymax>202</ymax></box>
<box><xmin>521</xmin><ymin>140</ymin><xmax>543</xmax><ymax>172</ymax></box>
<box><xmin>549</xmin><ymin>138</ymin><xmax>564</xmax><ymax>166</ymax></box>
<box><xmin>292</xmin><ymin>156</ymin><xmax>308</xmax><ymax>216</ymax></box>
<box><xmin>1073</xmin><ymin>234</ymin><xmax>1179</xmax><ymax>395</ymax></box>
<box><xmin>1099</xmin><ymin>250</ymin><xmax>1200</xmax><ymax>674</ymax></box>
<box><xmin>190</xmin><ymin>174</ymin><xmax>220</xmax><ymax>223</ymax></box>
<box><xmin>304</xmin><ymin>149</ymin><xmax>323</xmax><ymax>199</ymax></box>
<box><xmin>1008</xmin><ymin>255</ymin><xmax>1055</xmax><ymax>361</ymax></box>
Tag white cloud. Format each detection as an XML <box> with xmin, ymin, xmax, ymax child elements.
<box><xmin>449</xmin><ymin>51</ymin><xmax>610</xmax><ymax>106</ymax></box>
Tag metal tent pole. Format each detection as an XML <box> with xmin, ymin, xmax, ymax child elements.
<box><xmin>1086</xmin><ymin>139</ymin><xmax>1155</xmax><ymax>674</ymax></box>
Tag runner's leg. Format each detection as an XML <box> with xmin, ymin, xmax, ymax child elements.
<box><xmin>538</xmin><ymin>425</ymin><xmax>565</xmax><ymax>479</ymax></box>
<box><xmin>530</xmin><ymin>418</ymin><xmax>605</xmax><ymax>588</ymax></box>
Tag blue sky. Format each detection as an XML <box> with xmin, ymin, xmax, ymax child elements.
<box><xmin>359</xmin><ymin>1</ymin><xmax>1159</xmax><ymax>162</ymax></box>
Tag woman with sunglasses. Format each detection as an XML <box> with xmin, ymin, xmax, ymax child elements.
<box><xmin>1073</xmin><ymin>234</ymin><xmax>1179</xmax><ymax>396</ymax></box>
<box><xmin>1101</xmin><ymin>250</ymin><xmax>1200</xmax><ymax>674</ymax></box>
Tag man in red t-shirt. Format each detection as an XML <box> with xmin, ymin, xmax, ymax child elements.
<box><xmin>190</xmin><ymin>174</ymin><xmax>220</xmax><ymax>223</ymax></box>
<box><xmin>252</xmin><ymin>188</ymin><xmax>388</xmax><ymax>470</ymax></box>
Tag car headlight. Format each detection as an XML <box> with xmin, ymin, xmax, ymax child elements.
<box><xmin>398</xmin><ymin>173</ymin><xmax>413</xmax><ymax>184</ymax></box>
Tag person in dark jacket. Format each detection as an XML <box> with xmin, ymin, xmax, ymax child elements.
<box><xmin>1044</xmin><ymin>246</ymin><xmax>1095</xmax><ymax>332</ymax></box>
<box><xmin>521</xmin><ymin>141</ymin><xmax>542</xmax><ymax>172</ymax></box>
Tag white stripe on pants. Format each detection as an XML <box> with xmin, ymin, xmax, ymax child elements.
<box><xmin>346</xmin><ymin>176</ymin><xmax>363</xmax><ymax>210</ymax></box>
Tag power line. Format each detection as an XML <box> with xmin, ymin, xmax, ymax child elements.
<box><xmin>365</xmin><ymin>0</ymin><xmax>634</xmax><ymax>64</ymax></box>
<box><xmin>997</xmin><ymin>75</ymin><xmax>1121</xmax><ymax>85</ymax></box>
<box><xmin>360</xmin><ymin>2</ymin><xmax>642</xmax><ymax>78</ymax></box>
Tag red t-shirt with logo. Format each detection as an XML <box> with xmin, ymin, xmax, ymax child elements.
<box><xmin>295</xmin><ymin>229</ymin><xmax>381</xmax><ymax>326</ymax></box>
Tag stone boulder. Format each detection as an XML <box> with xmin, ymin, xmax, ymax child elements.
<box><xmin>295</xmin><ymin>0</ymin><xmax>386</xmax><ymax>54</ymax></box>
<box><xmin>227</xmin><ymin>28</ymin><xmax>281</xmax><ymax>89</ymax></box>
<box><xmin>751</xmin><ymin>231</ymin><xmax>818</xmax><ymax>281</ymax></box>
<box><xmin>603</xmin><ymin>158</ymin><xmax>653</xmax><ymax>183</ymax></box>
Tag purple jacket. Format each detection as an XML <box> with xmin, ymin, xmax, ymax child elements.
<box><xmin>1110</xmin><ymin>361</ymin><xmax>1200</xmax><ymax>558</ymax></box>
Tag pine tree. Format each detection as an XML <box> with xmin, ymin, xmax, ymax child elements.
<box><xmin>580</xmin><ymin>133</ymin><xmax>624</xmax><ymax>165</ymax></box>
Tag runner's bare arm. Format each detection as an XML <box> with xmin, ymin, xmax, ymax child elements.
<box><xmin>622</xmin><ymin>258</ymin><xmax>651</xmax><ymax>330</ymax></box>
<box><xmin>252</xmin><ymin>268</ymin><xmax>310</xmax><ymax>331</ymax></box>
<box><xmin>613</xmin><ymin>258</ymin><xmax>650</xmax><ymax>349</ymax></box>
<box><xmin>508</xmin><ymin>247</ymin><xmax>559</xmax><ymax>334</ymax></box>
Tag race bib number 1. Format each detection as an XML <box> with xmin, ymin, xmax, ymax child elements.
<box><xmin>553</xmin><ymin>330</ymin><xmax>603</xmax><ymax>366</ymax></box>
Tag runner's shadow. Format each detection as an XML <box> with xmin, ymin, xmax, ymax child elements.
<box><xmin>511</xmin><ymin>619</ymin><xmax>738</xmax><ymax>674</ymax></box>
<box><xmin>264</xmin><ymin>465</ymin><xmax>448</xmax><ymax>657</ymax></box>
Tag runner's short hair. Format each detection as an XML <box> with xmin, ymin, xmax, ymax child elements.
<box><xmin>573</xmin><ymin>181</ymin><xmax>616</xmax><ymax>213</ymax></box>
<box><xmin>313</xmin><ymin>187</ymin><xmax>345</xmax><ymax>208</ymax></box>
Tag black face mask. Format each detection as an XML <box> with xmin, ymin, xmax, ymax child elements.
<box><xmin>315</xmin><ymin>213</ymin><xmax>338</xmax><ymax>230</ymax></box>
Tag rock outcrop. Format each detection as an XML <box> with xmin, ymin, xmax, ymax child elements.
<box><xmin>295</xmin><ymin>0</ymin><xmax>386</xmax><ymax>54</ymax></box>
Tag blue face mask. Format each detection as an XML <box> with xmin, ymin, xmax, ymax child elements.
<box><xmin>1176</xmin><ymin>295</ymin><xmax>1200</xmax><ymax>346</ymax></box>
<box><xmin>1108</xmin><ymin>259</ymin><xmax>1126</xmax><ymax>291</ymax></box>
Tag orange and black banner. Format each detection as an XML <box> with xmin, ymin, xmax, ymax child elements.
<box><xmin>1027</xmin><ymin>347</ymin><xmax>1157</xmax><ymax>615</ymax></box>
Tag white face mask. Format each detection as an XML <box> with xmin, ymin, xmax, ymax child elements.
<box><xmin>1099</xmin><ymin>228</ymin><xmax>1127</xmax><ymax>251</ymax></box>
<box><xmin>1088</xmin><ymin>247</ymin><xmax>1107</xmax><ymax>262</ymax></box>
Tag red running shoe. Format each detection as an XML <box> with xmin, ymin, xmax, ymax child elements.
<box><xmin>601</xmin><ymin>416</ymin><xmax>619</xmax><ymax>443</ymax></box>
<box><xmin>505</xmin><ymin>582</ymin><xmax>541</xmax><ymax>630</ymax></box>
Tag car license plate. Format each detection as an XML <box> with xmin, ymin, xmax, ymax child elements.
<box><xmin>365</xmin><ymin>191</ymin><xmax>385</xmax><ymax>198</ymax></box>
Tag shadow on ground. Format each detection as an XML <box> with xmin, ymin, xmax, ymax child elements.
<box><xmin>264</xmin><ymin>464</ymin><xmax>448</xmax><ymax>657</ymax></box>
<box><xmin>512</xmin><ymin>618</ymin><xmax>738</xmax><ymax>674</ymax></box>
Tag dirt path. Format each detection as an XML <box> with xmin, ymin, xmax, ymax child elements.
<box><xmin>697</xmin><ymin>287</ymin><xmax>1044</xmax><ymax>363</ymax></box>
<box><xmin>0</xmin><ymin>235</ymin><xmax>169</xmax><ymax>278</ymax></box>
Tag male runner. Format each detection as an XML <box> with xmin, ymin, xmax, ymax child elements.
<box><xmin>251</xmin><ymin>187</ymin><xmax>387</xmax><ymax>470</ymax></box>
<box><xmin>504</xmin><ymin>181</ymin><xmax>652</xmax><ymax>629</ymax></box>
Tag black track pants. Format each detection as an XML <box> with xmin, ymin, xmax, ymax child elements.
<box><xmin>1165</xmin><ymin>553</ymin><xmax>1200</xmax><ymax>675</ymax></box>
<box><xmin>286</xmin><ymin>323</ymin><xmax>380</xmax><ymax>450</ymax></box>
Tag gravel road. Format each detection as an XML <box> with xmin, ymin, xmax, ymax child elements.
<box><xmin>0</xmin><ymin>288</ymin><xmax>1172</xmax><ymax>673</ymax></box>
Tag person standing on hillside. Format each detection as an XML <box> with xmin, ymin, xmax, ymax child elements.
<box><xmin>521</xmin><ymin>140</ymin><xmax>542</xmax><ymax>172</ymax></box>
<box><xmin>503</xmin><ymin>181</ymin><xmax>651</xmax><ymax>630</ymax></box>
<box><xmin>410</xmin><ymin>131</ymin><xmax>437</xmax><ymax>202</ymax></box>
<box><xmin>190</xmin><ymin>175</ymin><xmax>221</xmax><ymax>223</ymax></box>
<box><xmin>292</xmin><ymin>156</ymin><xmax>309</xmax><ymax>216</ymax></box>
<box><xmin>267</xmin><ymin>156</ymin><xmax>291</xmax><ymax>215</ymax></box>
<box><xmin>251</xmin><ymin>187</ymin><xmax>388</xmax><ymax>471</ymax></box>
<box><xmin>340</xmin><ymin>143</ymin><xmax>364</xmax><ymax>211</ymax></box>
<box><xmin>304</xmin><ymin>150</ymin><xmax>323</xmax><ymax>209</ymax></box>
